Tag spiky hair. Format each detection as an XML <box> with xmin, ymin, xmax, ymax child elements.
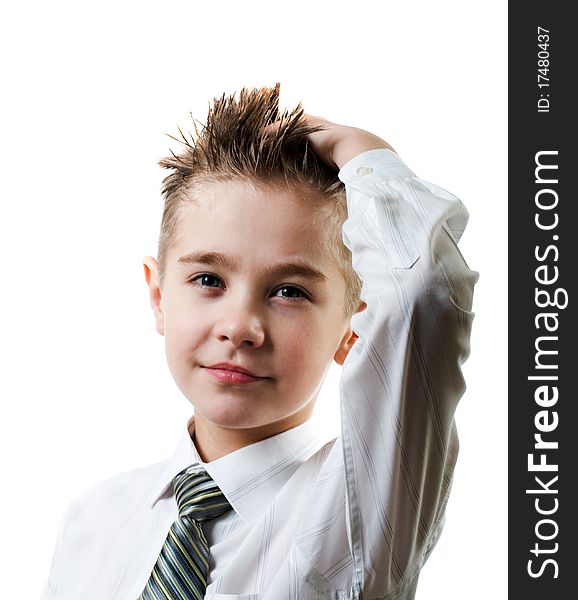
<box><xmin>159</xmin><ymin>83</ymin><xmax>343</xmax><ymax>197</ymax></box>
<box><xmin>156</xmin><ymin>83</ymin><xmax>361</xmax><ymax>315</ymax></box>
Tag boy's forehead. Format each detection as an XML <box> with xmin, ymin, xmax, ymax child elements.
<box><xmin>170</xmin><ymin>179</ymin><xmax>340</xmax><ymax>272</ymax></box>
<box><xmin>178</xmin><ymin>179</ymin><xmax>329</xmax><ymax>239</ymax></box>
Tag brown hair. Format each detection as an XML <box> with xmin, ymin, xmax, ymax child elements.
<box><xmin>157</xmin><ymin>83</ymin><xmax>362</xmax><ymax>316</ymax></box>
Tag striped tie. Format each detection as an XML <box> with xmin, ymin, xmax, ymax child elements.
<box><xmin>138</xmin><ymin>465</ymin><xmax>233</xmax><ymax>599</ymax></box>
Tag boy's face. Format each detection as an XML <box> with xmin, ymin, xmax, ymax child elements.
<box><xmin>144</xmin><ymin>179</ymin><xmax>359</xmax><ymax>452</ymax></box>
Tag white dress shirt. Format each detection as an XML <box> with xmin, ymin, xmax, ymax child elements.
<box><xmin>41</xmin><ymin>148</ymin><xmax>478</xmax><ymax>600</ymax></box>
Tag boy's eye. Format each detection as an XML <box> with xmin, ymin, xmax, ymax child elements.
<box><xmin>274</xmin><ymin>286</ymin><xmax>308</xmax><ymax>300</ymax></box>
<box><xmin>189</xmin><ymin>276</ymin><xmax>308</xmax><ymax>301</ymax></box>
<box><xmin>191</xmin><ymin>274</ymin><xmax>224</xmax><ymax>289</ymax></box>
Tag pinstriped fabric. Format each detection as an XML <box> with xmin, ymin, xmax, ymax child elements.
<box><xmin>138</xmin><ymin>465</ymin><xmax>232</xmax><ymax>599</ymax></box>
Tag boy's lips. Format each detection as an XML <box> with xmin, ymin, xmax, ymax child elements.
<box><xmin>203</xmin><ymin>362</ymin><xmax>269</xmax><ymax>384</ymax></box>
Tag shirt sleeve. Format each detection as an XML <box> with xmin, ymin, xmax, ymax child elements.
<box><xmin>337</xmin><ymin>148</ymin><xmax>479</xmax><ymax>598</ymax></box>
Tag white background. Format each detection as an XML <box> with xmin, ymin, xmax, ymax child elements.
<box><xmin>0</xmin><ymin>1</ymin><xmax>507</xmax><ymax>598</ymax></box>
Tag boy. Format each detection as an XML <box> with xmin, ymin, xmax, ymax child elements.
<box><xmin>41</xmin><ymin>84</ymin><xmax>478</xmax><ymax>599</ymax></box>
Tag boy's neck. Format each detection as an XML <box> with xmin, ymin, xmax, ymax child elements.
<box><xmin>190</xmin><ymin>407</ymin><xmax>315</xmax><ymax>463</ymax></box>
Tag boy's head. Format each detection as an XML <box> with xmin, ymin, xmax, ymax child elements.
<box><xmin>143</xmin><ymin>84</ymin><xmax>364</xmax><ymax>458</ymax></box>
<box><xmin>156</xmin><ymin>83</ymin><xmax>362</xmax><ymax>316</ymax></box>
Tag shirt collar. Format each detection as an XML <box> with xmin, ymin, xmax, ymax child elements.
<box><xmin>149</xmin><ymin>413</ymin><xmax>333</xmax><ymax>526</ymax></box>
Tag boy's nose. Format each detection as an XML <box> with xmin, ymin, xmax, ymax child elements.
<box><xmin>213</xmin><ymin>303</ymin><xmax>266</xmax><ymax>349</ymax></box>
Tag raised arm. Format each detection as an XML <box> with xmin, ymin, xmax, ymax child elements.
<box><xmin>307</xmin><ymin>116</ymin><xmax>479</xmax><ymax>598</ymax></box>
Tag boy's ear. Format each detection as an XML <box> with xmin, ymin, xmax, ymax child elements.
<box><xmin>333</xmin><ymin>329</ymin><xmax>359</xmax><ymax>366</ymax></box>
<box><xmin>142</xmin><ymin>256</ymin><xmax>165</xmax><ymax>336</ymax></box>
<box><xmin>333</xmin><ymin>301</ymin><xmax>366</xmax><ymax>366</ymax></box>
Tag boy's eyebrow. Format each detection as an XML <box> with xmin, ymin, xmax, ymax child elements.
<box><xmin>177</xmin><ymin>251</ymin><xmax>328</xmax><ymax>281</ymax></box>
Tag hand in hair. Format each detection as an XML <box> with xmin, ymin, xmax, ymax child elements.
<box><xmin>301</xmin><ymin>114</ymin><xmax>396</xmax><ymax>171</ymax></box>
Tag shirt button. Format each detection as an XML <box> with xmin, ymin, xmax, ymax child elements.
<box><xmin>356</xmin><ymin>166</ymin><xmax>373</xmax><ymax>176</ymax></box>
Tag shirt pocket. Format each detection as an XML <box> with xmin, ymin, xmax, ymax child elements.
<box><xmin>293</xmin><ymin>546</ymin><xmax>351</xmax><ymax>600</ymax></box>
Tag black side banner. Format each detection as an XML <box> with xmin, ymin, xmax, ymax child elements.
<box><xmin>509</xmin><ymin>2</ymin><xmax>575</xmax><ymax>597</ymax></box>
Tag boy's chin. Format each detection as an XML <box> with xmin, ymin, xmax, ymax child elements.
<box><xmin>191</xmin><ymin>398</ymin><xmax>277</xmax><ymax>431</ymax></box>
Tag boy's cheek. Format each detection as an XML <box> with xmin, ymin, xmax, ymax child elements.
<box><xmin>280</xmin><ymin>338</ymin><xmax>325</xmax><ymax>380</ymax></box>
